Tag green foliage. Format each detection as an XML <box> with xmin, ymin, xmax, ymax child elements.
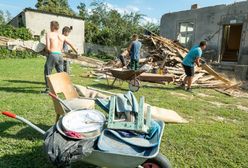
<box><xmin>78</xmin><ymin>1</ymin><xmax>144</xmax><ymax>47</ymax></box>
<box><xmin>0</xmin><ymin>25</ymin><xmax>33</xmax><ymax>40</ymax></box>
<box><xmin>0</xmin><ymin>47</ymin><xmax>41</xmax><ymax>59</ymax></box>
<box><xmin>33</xmin><ymin>0</ymin><xmax>154</xmax><ymax>48</ymax></box>
<box><xmin>0</xmin><ymin>10</ymin><xmax>11</xmax><ymax>25</ymax></box>
<box><xmin>143</xmin><ymin>22</ymin><xmax>160</xmax><ymax>35</ymax></box>
<box><xmin>35</xmin><ymin>0</ymin><xmax>75</xmax><ymax>16</ymax></box>
<box><xmin>0</xmin><ymin>10</ymin><xmax>5</xmax><ymax>25</ymax></box>
<box><xmin>77</xmin><ymin>2</ymin><xmax>88</xmax><ymax>20</ymax></box>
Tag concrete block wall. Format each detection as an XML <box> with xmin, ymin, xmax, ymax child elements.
<box><xmin>160</xmin><ymin>1</ymin><xmax>248</xmax><ymax>65</ymax></box>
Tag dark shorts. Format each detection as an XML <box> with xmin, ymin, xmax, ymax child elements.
<box><xmin>182</xmin><ymin>64</ymin><xmax>194</xmax><ymax>77</ymax></box>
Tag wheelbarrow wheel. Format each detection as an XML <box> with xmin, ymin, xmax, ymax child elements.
<box><xmin>129</xmin><ymin>79</ymin><xmax>140</xmax><ymax>92</ymax></box>
<box><xmin>141</xmin><ymin>153</ymin><xmax>171</xmax><ymax>168</ymax></box>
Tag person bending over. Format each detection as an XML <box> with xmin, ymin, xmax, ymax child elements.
<box><xmin>181</xmin><ymin>41</ymin><xmax>207</xmax><ymax>92</ymax></box>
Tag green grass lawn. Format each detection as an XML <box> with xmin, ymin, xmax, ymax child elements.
<box><xmin>0</xmin><ymin>57</ymin><xmax>248</xmax><ymax>168</ymax></box>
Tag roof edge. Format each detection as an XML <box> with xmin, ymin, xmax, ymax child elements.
<box><xmin>24</xmin><ymin>8</ymin><xmax>84</xmax><ymax>20</ymax></box>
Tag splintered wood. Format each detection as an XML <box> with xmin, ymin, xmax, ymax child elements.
<box><xmin>102</xmin><ymin>34</ymin><xmax>239</xmax><ymax>91</ymax></box>
<box><xmin>140</xmin><ymin>35</ymin><xmax>239</xmax><ymax>90</ymax></box>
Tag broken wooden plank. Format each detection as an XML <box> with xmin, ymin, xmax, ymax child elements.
<box><xmin>215</xmin><ymin>88</ymin><xmax>232</xmax><ymax>96</ymax></box>
<box><xmin>223</xmin><ymin>82</ymin><xmax>241</xmax><ymax>91</ymax></box>
<box><xmin>139</xmin><ymin>73</ymin><xmax>175</xmax><ymax>83</ymax></box>
<box><xmin>192</xmin><ymin>73</ymin><xmax>205</xmax><ymax>84</ymax></box>
<box><xmin>201</xmin><ymin>64</ymin><xmax>232</xmax><ymax>84</ymax></box>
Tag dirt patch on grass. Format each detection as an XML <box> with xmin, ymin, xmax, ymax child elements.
<box><xmin>170</xmin><ymin>92</ymin><xmax>194</xmax><ymax>100</ymax></box>
<box><xmin>208</xmin><ymin>101</ymin><xmax>226</xmax><ymax>107</ymax></box>
<box><xmin>197</xmin><ymin>93</ymin><xmax>214</xmax><ymax>98</ymax></box>
<box><xmin>236</xmin><ymin>105</ymin><xmax>248</xmax><ymax>113</ymax></box>
<box><xmin>212</xmin><ymin>116</ymin><xmax>238</xmax><ymax>123</ymax></box>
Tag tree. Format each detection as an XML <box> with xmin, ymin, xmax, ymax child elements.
<box><xmin>0</xmin><ymin>10</ymin><xmax>12</xmax><ymax>25</ymax></box>
<box><xmin>142</xmin><ymin>22</ymin><xmax>160</xmax><ymax>35</ymax></box>
<box><xmin>79</xmin><ymin>1</ymin><xmax>145</xmax><ymax>47</ymax></box>
<box><xmin>0</xmin><ymin>10</ymin><xmax>5</xmax><ymax>25</ymax></box>
<box><xmin>77</xmin><ymin>2</ymin><xmax>88</xmax><ymax>20</ymax></box>
<box><xmin>35</xmin><ymin>0</ymin><xmax>75</xmax><ymax>16</ymax></box>
<box><xmin>5</xmin><ymin>11</ymin><xmax>12</xmax><ymax>23</ymax></box>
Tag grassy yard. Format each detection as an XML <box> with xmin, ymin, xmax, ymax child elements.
<box><xmin>0</xmin><ymin>57</ymin><xmax>248</xmax><ymax>168</ymax></box>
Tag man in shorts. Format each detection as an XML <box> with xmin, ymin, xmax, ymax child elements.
<box><xmin>43</xmin><ymin>21</ymin><xmax>78</xmax><ymax>93</ymax></box>
<box><xmin>181</xmin><ymin>41</ymin><xmax>207</xmax><ymax>92</ymax></box>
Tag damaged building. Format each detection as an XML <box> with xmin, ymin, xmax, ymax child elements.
<box><xmin>160</xmin><ymin>1</ymin><xmax>248</xmax><ymax>80</ymax></box>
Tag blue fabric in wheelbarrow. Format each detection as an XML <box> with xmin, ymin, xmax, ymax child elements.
<box><xmin>96</xmin><ymin>91</ymin><xmax>139</xmax><ymax>113</ymax></box>
<box><xmin>97</xmin><ymin>121</ymin><xmax>161</xmax><ymax>156</ymax></box>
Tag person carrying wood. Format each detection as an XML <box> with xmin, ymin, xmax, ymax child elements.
<box><xmin>62</xmin><ymin>26</ymin><xmax>74</xmax><ymax>73</ymax></box>
<box><xmin>43</xmin><ymin>21</ymin><xmax>78</xmax><ymax>93</ymax></box>
<box><xmin>129</xmin><ymin>34</ymin><xmax>142</xmax><ymax>70</ymax></box>
<box><xmin>181</xmin><ymin>41</ymin><xmax>207</xmax><ymax>92</ymax></box>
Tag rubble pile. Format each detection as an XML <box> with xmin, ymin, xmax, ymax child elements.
<box><xmin>141</xmin><ymin>35</ymin><xmax>188</xmax><ymax>66</ymax></box>
<box><xmin>140</xmin><ymin>35</ymin><xmax>238</xmax><ymax>88</ymax></box>
<box><xmin>102</xmin><ymin>34</ymin><xmax>243</xmax><ymax>95</ymax></box>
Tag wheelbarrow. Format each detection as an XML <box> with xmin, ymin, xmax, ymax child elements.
<box><xmin>1</xmin><ymin>111</ymin><xmax>171</xmax><ymax>168</ymax></box>
<box><xmin>108</xmin><ymin>68</ymin><xmax>145</xmax><ymax>92</ymax></box>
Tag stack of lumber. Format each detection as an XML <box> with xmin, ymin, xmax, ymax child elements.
<box><xmin>139</xmin><ymin>73</ymin><xmax>175</xmax><ymax>84</ymax></box>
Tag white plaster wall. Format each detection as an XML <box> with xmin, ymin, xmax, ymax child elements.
<box><xmin>24</xmin><ymin>11</ymin><xmax>85</xmax><ymax>54</ymax></box>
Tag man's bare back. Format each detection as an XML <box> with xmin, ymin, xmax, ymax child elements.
<box><xmin>46</xmin><ymin>32</ymin><xmax>66</xmax><ymax>53</ymax></box>
<box><xmin>46</xmin><ymin>32</ymin><xmax>77</xmax><ymax>54</ymax></box>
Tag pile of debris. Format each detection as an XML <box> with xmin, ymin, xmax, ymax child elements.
<box><xmin>139</xmin><ymin>35</ymin><xmax>239</xmax><ymax>88</ymax></box>
<box><xmin>102</xmin><ymin>34</ymin><xmax>242</xmax><ymax>94</ymax></box>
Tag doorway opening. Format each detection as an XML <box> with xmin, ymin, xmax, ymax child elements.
<box><xmin>221</xmin><ymin>24</ymin><xmax>242</xmax><ymax>62</ymax></box>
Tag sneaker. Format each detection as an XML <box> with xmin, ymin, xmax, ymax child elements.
<box><xmin>186</xmin><ymin>88</ymin><xmax>193</xmax><ymax>93</ymax></box>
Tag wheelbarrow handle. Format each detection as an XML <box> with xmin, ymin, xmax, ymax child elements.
<box><xmin>2</xmin><ymin>111</ymin><xmax>46</xmax><ymax>135</ymax></box>
<box><xmin>48</xmin><ymin>92</ymin><xmax>72</xmax><ymax>111</ymax></box>
<box><xmin>2</xmin><ymin>111</ymin><xmax>16</xmax><ymax>119</ymax></box>
<box><xmin>48</xmin><ymin>92</ymin><xmax>58</xmax><ymax>100</ymax></box>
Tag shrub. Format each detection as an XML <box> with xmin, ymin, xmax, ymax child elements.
<box><xmin>0</xmin><ymin>47</ymin><xmax>41</xmax><ymax>59</ymax></box>
<box><xmin>0</xmin><ymin>25</ymin><xmax>33</xmax><ymax>40</ymax></box>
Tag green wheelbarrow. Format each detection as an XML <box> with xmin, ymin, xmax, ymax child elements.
<box><xmin>2</xmin><ymin>111</ymin><xmax>171</xmax><ymax>168</ymax></box>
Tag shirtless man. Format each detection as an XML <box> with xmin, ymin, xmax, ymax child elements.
<box><xmin>43</xmin><ymin>21</ymin><xmax>78</xmax><ymax>92</ymax></box>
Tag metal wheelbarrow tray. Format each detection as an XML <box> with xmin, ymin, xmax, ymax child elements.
<box><xmin>108</xmin><ymin>68</ymin><xmax>146</xmax><ymax>92</ymax></box>
<box><xmin>81</xmin><ymin>121</ymin><xmax>165</xmax><ymax>168</ymax></box>
<box><xmin>1</xmin><ymin>111</ymin><xmax>171</xmax><ymax>168</ymax></box>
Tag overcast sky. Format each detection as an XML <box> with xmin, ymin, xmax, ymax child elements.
<box><xmin>0</xmin><ymin>0</ymin><xmax>246</xmax><ymax>23</ymax></box>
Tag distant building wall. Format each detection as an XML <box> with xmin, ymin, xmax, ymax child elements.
<box><xmin>9</xmin><ymin>9</ymin><xmax>85</xmax><ymax>54</ymax></box>
<box><xmin>160</xmin><ymin>1</ymin><xmax>248</xmax><ymax>80</ymax></box>
<box><xmin>160</xmin><ymin>1</ymin><xmax>248</xmax><ymax>65</ymax></box>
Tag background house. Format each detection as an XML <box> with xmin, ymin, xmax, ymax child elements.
<box><xmin>9</xmin><ymin>8</ymin><xmax>85</xmax><ymax>54</ymax></box>
<box><xmin>160</xmin><ymin>1</ymin><xmax>248</xmax><ymax>80</ymax></box>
